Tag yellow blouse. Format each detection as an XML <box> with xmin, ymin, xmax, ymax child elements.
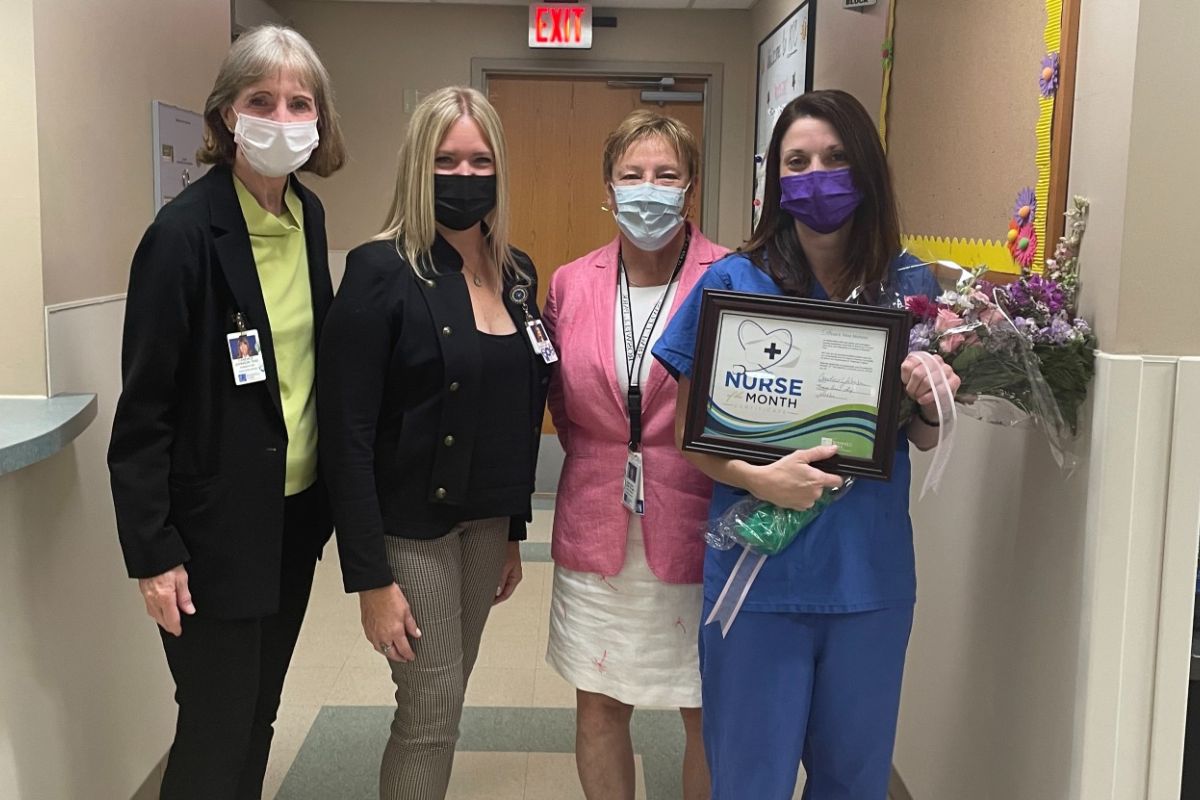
<box><xmin>234</xmin><ymin>175</ymin><xmax>318</xmax><ymax>496</ymax></box>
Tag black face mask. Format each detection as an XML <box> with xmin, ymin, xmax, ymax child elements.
<box><xmin>434</xmin><ymin>174</ymin><xmax>497</xmax><ymax>231</ymax></box>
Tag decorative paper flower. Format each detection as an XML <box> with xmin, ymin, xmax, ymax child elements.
<box><xmin>1039</xmin><ymin>52</ymin><xmax>1060</xmax><ymax>97</ymax></box>
<box><xmin>1006</xmin><ymin>219</ymin><xmax>1021</xmax><ymax>250</ymax></box>
<box><xmin>1011</xmin><ymin>224</ymin><xmax>1038</xmax><ymax>268</ymax></box>
<box><xmin>1013</xmin><ymin>188</ymin><xmax>1037</xmax><ymax>226</ymax></box>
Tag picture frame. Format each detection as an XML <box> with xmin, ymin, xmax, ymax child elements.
<box><xmin>682</xmin><ymin>289</ymin><xmax>910</xmax><ymax>480</ymax></box>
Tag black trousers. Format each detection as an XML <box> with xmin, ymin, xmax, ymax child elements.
<box><xmin>158</xmin><ymin>486</ymin><xmax>323</xmax><ymax>800</ymax></box>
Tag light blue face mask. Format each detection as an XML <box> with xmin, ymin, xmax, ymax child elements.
<box><xmin>610</xmin><ymin>182</ymin><xmax>689</xmax><ymax>252</ymax></box>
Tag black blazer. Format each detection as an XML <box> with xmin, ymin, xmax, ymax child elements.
<box><xmin>318</xmin><ymin>237</ymin><xmax>551</xmax><ymax>593</ymax></box>
<box><xmin>108</xmin><ymin>165</ymin><xmax>334</xmax><ymax>619</ymax></box>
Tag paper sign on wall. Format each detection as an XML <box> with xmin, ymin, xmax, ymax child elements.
<box><xmin>152</xmin><ymin>101</ymin><xmax>209</xmax><ymax>213</ymax></box>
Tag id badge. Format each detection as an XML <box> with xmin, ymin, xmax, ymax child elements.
<box><xmin>621</xmin><ymin>450</ymin><xmax>645</xmax><ymax>515</ymax></box>
<box><xmin>525</xmin><ymin>319</ymin><xmax>558</xmax><ymax>364</ymax></box>
<box><xmin>227</xmin><ymin>329</ymin><xmax>267</xmax><ymax>385</ymax></box>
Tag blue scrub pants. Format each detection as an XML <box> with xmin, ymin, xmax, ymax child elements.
<box><xmin>699</xmin><ymin>602</ymin><xmax>915</xmax><ymax>800</ymax></box>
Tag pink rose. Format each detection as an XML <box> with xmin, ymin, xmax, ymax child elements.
<box><xmin>978</xmin><ymin>306</ymin><xmax>1006</xmax><ymax>327</ymax></box>
<box><xmin>935</xmin><ymin>308</ymin><xmax>964</xmax><ymax>333</ymax></box>
<box><xmin>938</xmin><ymin>333</ymin><xmax>966</xmax><ymax>355</ymax></box>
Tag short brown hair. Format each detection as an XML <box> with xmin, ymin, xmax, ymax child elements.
<box><xmin>602</xmin><ymin>110</ymin><xmax>701</xmax><ymax>185</ymax></box>
<box><xmin>198</xmin><ymin>25</ymin><xmax>347</xmax><ymax>177</ymax></box>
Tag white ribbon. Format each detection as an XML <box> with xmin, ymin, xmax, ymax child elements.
<box><xmin>704</xmin><ymin>545</ymin><xmax>768</xmax><ymax>639</ymax></box>
<box><xmin>911</xmin><ymin>350</ymin><xmax>957</xmax><ymax>498</ymax></box>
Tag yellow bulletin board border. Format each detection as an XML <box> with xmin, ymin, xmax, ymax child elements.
<box><xmin>901</xmin><ymin>235</ymin><xmax>1015</xmax><ymax>276</ymax></box>
<box><xmin>882</xmin><ymin>0</ymin><xmax>1070</xmax><ymax>276</ymax></box>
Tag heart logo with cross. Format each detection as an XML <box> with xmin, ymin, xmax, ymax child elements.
<box><xmin>736</xmin><ymin>320</ymin><xmax>794</xmax><ymax>372</ymax></box>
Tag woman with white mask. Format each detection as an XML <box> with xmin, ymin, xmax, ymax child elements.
<box><xmin>541</xmin><ymin>111</ymin><xmax>727</xmax><ymax>800</ymax></box>
<box><xmin>108</xmin><ymin>25</ymin><xmax>345</xmax><ymax>799</ymax></box>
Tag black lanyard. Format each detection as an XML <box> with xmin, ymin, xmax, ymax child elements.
<box><xmin>618</xmin><ymin>229</ymin><xmax>690</xmax><ymax>450</ymax></box>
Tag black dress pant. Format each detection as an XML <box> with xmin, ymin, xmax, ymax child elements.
<box><xmin>158</xmin><ymin>486</ymin><xmax>323</xmax><ymax>800</ymax></box>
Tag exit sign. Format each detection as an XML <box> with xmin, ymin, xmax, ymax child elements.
<box><xmin>528</xmin><ymin>3</ymin><xmax>592</xmax><ymax>49</ymax></box>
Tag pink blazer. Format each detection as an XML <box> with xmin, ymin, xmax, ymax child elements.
<box><xmin>543</xmin><ymin>224</ymin><xmax>728</xmax><ymax>584</ymax></box>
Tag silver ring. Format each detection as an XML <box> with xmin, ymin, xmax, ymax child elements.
<box><xmin>379</xmin><ymin>642</ymin><xmax>392</xmax><ymax>654</ymax></box>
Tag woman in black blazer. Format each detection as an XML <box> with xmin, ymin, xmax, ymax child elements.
<box><xmin>107</xmin><ymin>26</ymin><xmax>346</xmax><ymax>800</ymax></box>
<box><xmin>318</xmin><ymin>86</ymin><xmax>551</xmax><ymax>798</ymax></box>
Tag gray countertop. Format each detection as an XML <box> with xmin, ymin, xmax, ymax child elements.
<box><xmin>0</xmin><ymin>394</ymin><xmax>98</xmax><ymax>476</ymax></box>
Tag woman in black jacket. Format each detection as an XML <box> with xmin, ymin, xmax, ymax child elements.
<box><xmin>107</xmin><ymin>25</ymin><xmax>346</xmax><ymax>800</ymax></box>
<box><xmin>318</xmin><ymin>86</ymin><xmax>550</xmax><ymax>799</ymax></box>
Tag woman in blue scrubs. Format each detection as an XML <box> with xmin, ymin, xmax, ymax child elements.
<box><xmin>652</xmin><ymin>90</ymin><xmax>960</xmax><ymax>799</ymax></box>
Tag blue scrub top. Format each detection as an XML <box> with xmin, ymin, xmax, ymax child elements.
<box><xmin>652</xmin><ymin>252</ymin><xmax>941</xmax><ymax>613</ymax></box>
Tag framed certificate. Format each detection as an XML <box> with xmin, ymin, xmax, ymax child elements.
<box><xmin>682</xmin><ymin>290</ymin><xmax>911</xmax><ymax>480</ymax></box>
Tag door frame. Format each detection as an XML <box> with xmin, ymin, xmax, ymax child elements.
<box><xmin>472</xmin><ymin>58</ymin><xmax>725</xmax><ymax>238</ymax></box>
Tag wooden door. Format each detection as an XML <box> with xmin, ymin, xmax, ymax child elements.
<box><xmin>488</xmin><ymin>74</ymin><xmax>707</xmax><ymax>434</ymax></box>
<box><xmin>488</xmin><ymin>74</ymin><xmax>707</xmax><ymax>306</ymax></box>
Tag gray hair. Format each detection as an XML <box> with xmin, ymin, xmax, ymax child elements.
<box><xmin>198</xmin><ymin>25</ymin><xmax>346</xmax><ymax>176</ymax></box>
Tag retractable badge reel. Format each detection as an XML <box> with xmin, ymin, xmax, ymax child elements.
<box><xmin>511</xmin><ymin>284</ymin><xmax>558</xmax><ymax>364</ymax></box>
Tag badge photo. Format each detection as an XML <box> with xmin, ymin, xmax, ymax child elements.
<box><xmin>227</xmin><ymin>330</ymin><xmax>267</xmax><ymax>385</ymax></box>
<box><xmin>526</xmin><ymin>318</ymin><xmax>559</xmax><ymax>363</ymax></box>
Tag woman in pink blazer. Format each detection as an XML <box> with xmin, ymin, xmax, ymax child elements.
<box><xmin>542</xmin><ymin>110</ymin><xmax>727</xmax><ymax>800</ymax></box>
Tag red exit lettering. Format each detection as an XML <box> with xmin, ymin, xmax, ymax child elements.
<box><xmin>534</xmin><ymin>6</ymin><xmax>586</xmax><ymax>45</ymax></box>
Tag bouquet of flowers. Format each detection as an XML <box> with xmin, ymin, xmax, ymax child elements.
<box><xmin>904</xmin><ymin>196</ymin><xmax>1096</xmax><ymax>469</ymax></box>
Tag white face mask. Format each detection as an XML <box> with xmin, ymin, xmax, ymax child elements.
<box><xmin>611</xmin><ymin>182</ymin><xmax>688</xmax><ymax>252</ymax></box>
<box><xmin>232</xmin><ymin>113</ymin><xmax>319</xmax><ymax>178</ymax></box>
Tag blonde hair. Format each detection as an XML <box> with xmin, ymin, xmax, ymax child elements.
<box><xmin>602</xmin><ymin>110</ymin><xmax>701</xmax><ymax>186</ymax></box>
<box><xmin>198</xmin><ymin>25</ymin><xmax>347</xmax><ymax>177</ymax></box>
<box><xmin>377</xmin><ymin>87</ymin><xmax>524</xmax><ymax>283</ymax></box>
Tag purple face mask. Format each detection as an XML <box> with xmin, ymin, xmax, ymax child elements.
<box><xmin>779</xmin><ymin>167</ymin><xmax>863</xmax><ymax>234</ymax></box>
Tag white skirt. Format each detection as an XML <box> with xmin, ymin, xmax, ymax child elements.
<box><xmin>546</xmin><ymin>516</ymin><xmax>703</xmax><ymax>708</ymax></box>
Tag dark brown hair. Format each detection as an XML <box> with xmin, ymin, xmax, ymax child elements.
<box><xmin>741</xmin><ymin>90</ymin><xmax>900</xmax><ymax>301</ymax></box>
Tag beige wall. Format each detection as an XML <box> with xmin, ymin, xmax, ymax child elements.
<box><xmin>0</xmin><ymin>299</ymin><xmax>180</xmax><ymax>800</ymax></box>
<box><xmin>274</xmin><ymin>1</ymin><xmax>754</xmax><ymax>249</ymax></box>
<box><xmin>1</xmin><ymin>2</ymin><xmax>232</xmax><ymax>797</ymax></box>
<box><xmin>896</xmin><ymin>0</ymin><xmax>1200</xmax><ymax>795</ymax></box>
<box><xmin>34</xmin><ymin>0</ymin><xmax>231</xmax><ymax>306</ymax></box>
<box><xmin>0</xmin><ymin>0</ymin><xmax>47</xmax><ymax>396</ymax></box>
<box><xmin>751</xmin><ymin>0</ymin><xmax>889</xmax><ymax>124</ymax></box>
<box><xmin>1110</xmin><ymin>0</ymin><xmax>1200</xmax><ymax>355</ymax></box>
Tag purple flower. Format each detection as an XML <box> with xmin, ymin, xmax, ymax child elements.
<box><xmin>1013</xmin><ymin>188</ymin><xmax>1037</xmax><ymax>226</ymax></box>
<box><xmin>1047</xmin><ymin>316</ymin><xmax>1074</xmax><ymax>345</ymax></box>
<box><xmin>1005</xmin><ymin>275</ymin><xmax>1065</xmax><ymax>317</ymax></box>
<box><xmin>909</xmin><ymin>322</ymin><xmax>934</xmax><ymax>352</ymax></box>
<box><xmin>1039</xmin><ymin>52</ymin><xmax>1060</xmax><ymax>97</ymax></box>
<box><xmin>1011</xmin><ymin>316</ymin><xmax>1039</xmax><ymax>341</ymax></box>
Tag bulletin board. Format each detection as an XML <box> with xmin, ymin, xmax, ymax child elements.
<box><xmin>882</xmin><ymin>0</ymin><xmax>1078</xmax><ymax>275</ymax></box>
<box><xmin>753</xmin><ymin>1</ymin><xmax>815</xmax><ymax>229</ymax></box>
<box><xmin>152</xmin><ymin>101</ymin><xmax>209</xmax><ymax>213</ymax></box>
